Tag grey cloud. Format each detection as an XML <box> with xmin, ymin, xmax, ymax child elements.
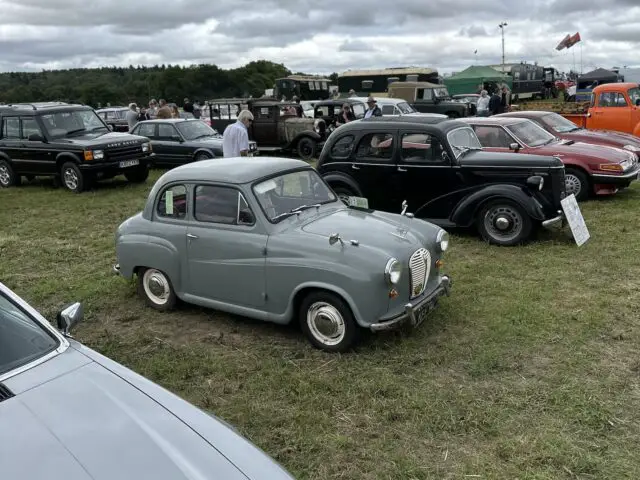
<box><xmin>338</xmin><ymin>40</ymin><xmax>374</xmax><ymax>52</ymax></box>
<box><xmin>459</xmin><ymin>25</ymin><xmax>490</xmax><ymax>37</ymax></box>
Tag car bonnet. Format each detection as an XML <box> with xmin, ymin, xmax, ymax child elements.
<box><xmin>1</xmin><ymin>350</ymin><xmax>251</xmax><ymax>480</ymax></box>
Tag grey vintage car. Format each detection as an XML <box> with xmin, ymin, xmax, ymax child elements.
<box><xmin>113</xmin><ymin>157</ymin><xmax>452</xmax><ymax>352</ymax></box>
<box><xmin>0</xmin><ymin>281</ymin><xmax>294</xmax><ymax>479</ymax></box>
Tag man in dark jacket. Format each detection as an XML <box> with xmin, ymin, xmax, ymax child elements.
<box><xmin>183</xmin><ymin>97</ymin><xmax>194</xmax><ymax>113</ymax></box>
<box><xmin>488</xmin><ymin>90</ymin><xmax>502</xmax><ymax>115</ymax></box>
<box><xmin>364</xmin><ymin>96</ymin><xmax>383</xmax><ymax>118</ymax></box>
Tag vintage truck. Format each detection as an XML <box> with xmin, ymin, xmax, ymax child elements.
<box><xmin>515</xmin><ymin>82</ymin><xmax>640</xmax><ymax>136</ymax></box>
<box><xmin>386</xmin><ymin>81</ymin><xmax>473</xmax><ymax>117</ymax></box>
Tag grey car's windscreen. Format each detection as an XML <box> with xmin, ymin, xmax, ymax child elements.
<box><xmin>252</xmin><ymin>169</ymin><xmax>337</xmax><ymax>222</ymax></box>
<box><xmin>176</xmin><ymin>121</ymin><xmax>218</xmax><ymax>140</ymax></box>
<box><xmin>0</xmin><ymin>294</ymin><xmax>59</xmax><ymax>376</ymax></box>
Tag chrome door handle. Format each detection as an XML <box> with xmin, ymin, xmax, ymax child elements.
<box><xmin>351</xmin><ymin>164</ymin><xmax>360</xmax><ymax>170</ymax></box>
<box><xmin>187</xmin><ymin>233</ymin><xmax>199</xmax><ymax>239</ymax></box>
<box><xmin>397</xmin><ymin>166</ymin><xmax>407</xmax><ymax>172</ymax></box>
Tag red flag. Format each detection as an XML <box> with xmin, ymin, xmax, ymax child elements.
<box><xmin>567</xmin><ymin>32</ymin><xmax>581</xmax><ymax>48</ymax></box>
<box><xmin>556</xmin><ymin>34</ymin><xmax>571</xmax><ymax>51</ymax></box>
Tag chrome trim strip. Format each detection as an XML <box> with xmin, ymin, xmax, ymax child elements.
<box><xmin>591</xmin><ymin>170</ymin><xmax>640</xmax><ymax>180</ymax></box>
<box><xmin>0</xmin><ymin>283</ymin><xmax>69</xmax><ymax>383</ymax></box>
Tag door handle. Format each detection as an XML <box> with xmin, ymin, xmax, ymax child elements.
<box><xmin>187</xmin><ymin>233</ymin><xmax>198</xmax><ymax>239</ymax></box>
<box><xmin>397</xmin><ymin>166</ymin><xmax>407</xmax><ymax>172</ymax></box>
<box><xmin>351</xmin><ymin>164</ymin><xmax>360</xmax><ymax>170</ymax></box>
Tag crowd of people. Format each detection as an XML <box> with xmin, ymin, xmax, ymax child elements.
<box><xmin>125</xmin><ymin>97</ymin><xmax>203</xmax><ymax>131</ymax></box>
<box><xmin>476</xmin><ymin>84</ymin><xmax>511</xmax><ymax>116</ymax></box>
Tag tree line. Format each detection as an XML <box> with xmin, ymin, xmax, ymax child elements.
<box><xmin>0</xmin><ymin>60</ymin><xmax>322</xmax><ymax>107</ymax></box>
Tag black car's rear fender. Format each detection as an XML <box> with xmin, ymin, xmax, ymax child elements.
<box><xmin>321</xmin><ymin>172</ymin><xmax>363</xmax><ymax>196</ymax></box>
<box><xmin>450</xmin><ymin>184</ymin><xmax>545</xmax><ymax>227</ymax></box>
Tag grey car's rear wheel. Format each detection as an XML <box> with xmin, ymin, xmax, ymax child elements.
<box><xmin>477</xmin><ymin>200</ymin><xmax>532</xmax><ymax>246</ymax></box>
<box><xmin>0</xmin><ymin>160</ymin><xmax>20</xmax><ymax>187</ymax></box>
<box><xmin>299</xmin><ymin>291</ymin><xmax>360</xmax><ymax>352</ymax></box>
<box><xmin>137</xmin><ymin>267</ymin><xmax>177</xmax><ymax>311</ymax></box>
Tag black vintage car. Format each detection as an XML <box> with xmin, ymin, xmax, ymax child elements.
<box><xmin>317</xmin><ymin>117</ymin><xmax>569</xmax><ymax>246</ymax></box>
<box><xmin>0</xmin><ymin>102</ymin><xmax>154</xmax><ymax>192</ymax></box>
<box><xmin>131</xmin><ymin>118</ymin><xmax>258</xmax><ymax>167</ymax></box>
<box><xmin>95</xmin><ymin>107</ymin><xmax>130</xmax><ymax>132</ymax></box>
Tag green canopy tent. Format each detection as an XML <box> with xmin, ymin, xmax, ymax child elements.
<box><xmin>444</xmin><ymin>65</ymin><xmax>512</xmax><ymax>95</ymax></box>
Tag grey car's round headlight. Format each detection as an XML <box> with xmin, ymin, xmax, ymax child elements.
<box><xmin>436</xmin><ymin>230</ymin><xmax>449</xmax><ymax>252</ymax></box>
<box><xmin>384</xmin><ymin>258</ymin><xmax>402</xmax><ymax>285</ymax></box>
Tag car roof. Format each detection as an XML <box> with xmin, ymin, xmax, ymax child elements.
<box><xmin>315</xmin><ymin>99</ymin><xmax>363</xmax><ymax>106</ymax></box>
<box><xmin>159</xmin><ymin>157</ymin><xmax>311</xmax><ymax>184</ymax></box>
<box><xmin>497</xmin><ymin>111</ymin><xmax>553</xmax><ymax>119</ymax></box>
<box><xmin>136</xmin><ymin>118</ymin><xmax>198</xmax><ymax>124</ymax></box>
<box><xmin>0</xmin><ymin>103</ymin><xmax>93</xmax><ymax>114</ymax></box>
<box><xmin>352</xmin><ymin>97</ymin><xmax>408</xmax><ymax>105</ymax></box>
<box><xmin>338</xmin><ymin>116</ymin><xmax>465</xmax><ymax>131</ymax></box>
<box><xmin>460</xmin><ymin>116</ymin><xmax>529</xmax><ymax>126</ymax></box>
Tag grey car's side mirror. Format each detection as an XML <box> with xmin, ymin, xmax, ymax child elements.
<box><xmin>509</xmin><ymin>142</ymin><xmax>521</xmax><ymax>152</ymax></box>
<box><xmin>56</xmin><ymin>302</ymin><xmax>83</xmax><ymax>337</ymax></box>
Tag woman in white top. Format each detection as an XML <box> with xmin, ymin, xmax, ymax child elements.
<box><xmin>476</xmin><ymin>90</ymin><xmax>490</xmax><ymax>116</ymax></box>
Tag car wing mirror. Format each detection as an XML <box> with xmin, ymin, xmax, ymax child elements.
<box><xmin>27</xmin><ymin>133</ymin><xmax>44</xmax><ymax>142</ymax></box>
<box><xmin>56</xmin><ymin>302</ymin><xmax>83</xmax><ymax>337</ymax></box>
<box><xmin>509</xmin><ymin>142</ymin><xmax>521</xmax><ymax>152</ymax></box>
<box><xmin>107</xmin><ymin>125</ymin><xmax>114</xmax><ymax>131</ymax></box>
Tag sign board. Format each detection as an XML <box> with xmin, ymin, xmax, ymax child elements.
<box><xmin>347</xmin><ymin>196</ymin><xmax>369</xmax><ymax>209</ymax></box>
<box><xmin>561</xmin><ymin>194</ymin><xmax>590</xmax><ymax>246</ymax></box>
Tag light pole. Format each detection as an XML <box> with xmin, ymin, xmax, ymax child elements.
<box><xmin>498</xmin><ymin>22</ymin><xmax>507</xmax><ymax>72</ymax></box>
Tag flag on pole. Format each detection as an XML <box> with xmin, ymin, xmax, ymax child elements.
<box><xmin>555</xmin><ymin>34</ymin><xmax>571</xmax><ymax>50</ymax></box>
<box><xmin>566</xmin><ymin>32</ymin><xmax>581</xmax><ymax>48</ymax></box>
<box><xmin>474</xmin><ymin>49</ymin><xmax>478</xmax><ymax>54</ymax></box>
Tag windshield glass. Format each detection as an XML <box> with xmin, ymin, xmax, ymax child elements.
<box><xmin>253</xmin><ymin>169</ymin><xmax>337</xmax><ymax>223</ymax></box>
<box><xmin>628</xmin><ymin>88</ymin><xmax>640</xmax><ymax>106</ymax></box>
<box><xmin>540</xmin><ymin>113</ymin><xmax>579</xmax><ymax>133</ymax></box>
<box><xmin>41</xmin><ymin>110</ymin><xmax>108</xmax><ymax>138</ymax></box>
<box><xmin>434</xmin><ymin>87</ymin><xmax>450</xmax><ymax>98</ymax></box>
<box><xmin>176</xmin><ymin>120</ymin><xmax>219</xmax><ymax>139</ymax></box>
<box><xmin>447</xmin><ymin>127</ymin><xmax>482</xmax><ymax>158</ymax></box>
<box><xmin>0</xmin><ymin>292</ymin><xmax>59</xmax><ymax>376</ymax></box>
<box><xmin>397</xmin><ymin>102</ymin><xmax>415</xmax><ymax>114</ymax></box>
<box><xmin>507</xmin><ymin>120</ymin><xmax>556</xmax><ymax>147</ymax></box>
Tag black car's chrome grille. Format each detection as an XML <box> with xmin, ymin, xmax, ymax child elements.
<box><xmin>0</xmin><ymin>382</ymin><xmax>15</xmax><ymax>402</ymax></box>
<box><xmin>409</xmin><ymin>248</ymin><xmax>431</xmax><ymax>299</ymax></box>
<box><xmin>106</xmin><ymin>145</ymin><xmax>144</xmax><ymax>162</ymax></box>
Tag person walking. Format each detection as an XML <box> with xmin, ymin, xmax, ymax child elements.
<box><xmin>222</xmin><ymin>109</ymin><xmax>254</xmax><ymax>157</ymax></box>
<box><xmin>488</xmin><ymin>89</ymin><xmax>502</xmax><ymax>116</ymax></box>
<box><xmin>126</xmin><ymin>103</ymin><xmax>139</xmax><ymax>131</ymax></box>
<box><xmin>156</xmin><ymin>99</ymin><xmax>172</xmax><ymax>119</ymax></box>
<box><xmin>476</xmin><ymin>90</ymin><xmax>490</xmax><ymax>116</ymax></box>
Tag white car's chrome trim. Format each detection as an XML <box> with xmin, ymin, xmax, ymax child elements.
<box><xmin>0</xmin><ymin>282</ymin><xmax>69</xmax><ymax>383</ymax></box>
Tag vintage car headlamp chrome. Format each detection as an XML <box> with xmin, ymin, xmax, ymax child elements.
<box><xmin>526</xmin><ymin>175</ymin><xmax>544</xmax><ymax>191</ymax></box>
<box><xmin>436</xmin><ymin>230</ymin><xmax>449</xmax><ymax>252</ymax></box>
<box><xmin>384</xmin><ymin>258</ymin><xmax>402</xmax><ymax>285</ymax></box>
<box><xmin>141</xmin><ymin>142</ymin><xmax>151</xmax><ymax>152</ymax></box>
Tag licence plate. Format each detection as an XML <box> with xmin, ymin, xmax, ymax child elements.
<box><xmin>119</xmin><ymin>159</ymin><xmax>139</xmax><ymax>168</ymax></box>
<box><xmin>414</xmin><ymin>300</ymin><xmax>435</xmax><ymax>327</ymax></box>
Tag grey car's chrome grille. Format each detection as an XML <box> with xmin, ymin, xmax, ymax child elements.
<box><xmin>409</xmin><ymin>248</ymin><xmax>431</xmax><ymax>299</ymax></box>
<box><xmin>0</xmin><ymin>382</ymin><xmax>14</xmax><ymax>402</ymax></box>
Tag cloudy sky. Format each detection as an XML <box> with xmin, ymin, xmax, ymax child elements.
<box><xmin>0</xmin><ymin>0</ymin><xmax>638</xmax><ymax>75</ymax></box>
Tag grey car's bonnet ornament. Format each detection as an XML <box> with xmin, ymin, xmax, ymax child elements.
<box><xmin>401</xmin><ymin>200</ymin><xmax>414</xmax><ymax>218</ymax></box>
<box><xmin>329</xmin><ymin>233</ymin><xmax>344</xmax><ymax>246</ymax></box>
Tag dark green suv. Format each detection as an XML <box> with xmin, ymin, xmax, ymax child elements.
<box><xmin>0</xmin><ymin>102</ymin><xmax>154</xmax><ymax>192</ymax></box>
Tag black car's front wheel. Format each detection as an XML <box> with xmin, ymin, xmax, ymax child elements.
<box><xmin>299</xmin><ymin>291</ymin><xmax>360</xmax><ymax>353</ymax></box>
<box><xmin>331</xmin><ymin>185</ymin><xmax>357</xmax><ymax>205</ymax></box>
<box><xmin>60</xmin><ymin>162</ymin><xmax>87</xmax><ymax>193</ymax></box>
<box><xmin>477</xmin><ymin>200</ymin><xmax>533</xmax><ymax>246</ymax></box>
<box><xmin>297</xmin><ymin>137</ymin><xmax>316</xmax><ymax>161</ymax></box>
<box><xmin>195</xmin><ymin>151</ymin><xmax>213</xmax><ymax>161</ymax></box>
<box><xmin>0</xmin><ymin>160</ymin><xmax>21</xmax><ymax>188</ymax></box>
<box><xmin>124</xmin><ymin>166</ymin><xmax>150</xmax><ymax>184</ymax></box>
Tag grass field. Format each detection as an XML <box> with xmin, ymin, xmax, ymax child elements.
<box><xmin>2</xmin><ymin>171</ymin><xmax>640</xmax><ymax>479</ymax></box>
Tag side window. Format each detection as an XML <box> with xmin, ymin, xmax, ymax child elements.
<box><xmin>137</xmin><ymin>123</ymin><xmax>156</xmax><ymax>138</ymax></box>
<box><xmin>422</xmin><ymin>89</ymin><xmax>433</xmax><ymax>100</ymax></box>
<box><xmin>616</xmin><ymin>93</ymin><xmax>628</xmax><ymax>106</ymax></box>
<box><xmin>352</xmin><ymin>104</ymin><xmax>365</xmax><ymax>118</ymax></box>
<box><xmin>2</xmin><ymin>117</ymin><xmax>20</xmax><ymax>139</ymax></box>
<box><xmin>21</xmin><ymin>118</ymin><xmax>43</xmax><ymax>139</ymax></box>
<box><xmin>256</xmin><ymin>107</ymin><xmax>273</xmax><ymax>119</ymax></box>
<box><xmin>194</xmin><ymin>185</ymin><xmax>254</xmax><ymax>226</ymax></box>
<box><xmin>158</xmin><ymin>124</ymin><xmax>178</xmax><ymax>140</ymax></box>
<box><xmin>599</xmin><ymin>92</ymin><xmax>624</xmax><ymax>107</ymax></box>
<box><xmin>156</xmin><ymin>184</ymin><xmax>187</xmax><ymax>220</ymax></box>
<box><xmin>473</xmin><ymin>126</ymin><xmax>513</xmax><ymax>148</ymax></box>
<box><xmin>330</xmin><ymin>135</ymin><xmax>355</xmax><ymax>158</ymax></box>
<box><xmin>400</xmin><ymin>133</ymin><xmax>442</xmax><ymax>163</ymax></box>
<box><xmin>355</xmin><ymin>133</ymin><xmax>394</xmax><ymax>160</ymax></box>
<box><xmin>381</xmin><ymin>105</ymin><xmax>395</xmax><ymax>115</ymax></box>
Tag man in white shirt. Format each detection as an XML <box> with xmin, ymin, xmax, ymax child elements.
<box><xmin>364</xmin><ymin>96</ymin><xmax>382</xmax><ymax>119</ymax></box>
<box><xmin>476</xmin><ymin>90</ymin><xmax>490</xmax><ymax>116</ymax></box>
<box><xmin>222</xmin><ymin>109</ymin><xmax>254</xmax><ymax>157</ymax></box>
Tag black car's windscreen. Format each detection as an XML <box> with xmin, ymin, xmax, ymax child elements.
<box><xmin>176</xmin><ymin>121</ymin><xmax>219</xmax><ymax>140</ymax></box>
<box><xmin>540</xmin><ymin>113</ymin><xmax>580</xmax><ymax>133</ymax></box>
<box><xmin>0</xmin><ymin>293</ymin><xmax>59</xmax><ymax>376</ymax></box>
<box><xmin>253</xmin><ymin>169</ymin><xmax>337</xmax><ymax>222</ymax></box>
<box><xmin>41</xmin><ymin>110</ymin><xmax>108</xmax><ymax>139</ymax></box>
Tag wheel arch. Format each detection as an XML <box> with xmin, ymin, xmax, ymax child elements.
<box><xmin>289</xmin><ymin>283</ymin><xmax>365</xmax><ymax>327</ymax></box>
<box><xmin>56</xmin><ymin>152</ymin><xmax>82</xmax><ymax>169</ymax></box>
<box><xmin>322</xmin><ymin>172</ymin><xmax>363</xmax><ymax>197</ymax></box>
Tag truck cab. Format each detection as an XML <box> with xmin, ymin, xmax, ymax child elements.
<box><xmin>587</xmin><ymin>83</ymin><xmax>640</xmax><ymax>135</ymax></box>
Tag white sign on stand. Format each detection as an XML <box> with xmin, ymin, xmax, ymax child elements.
<box><xmin>561</xmin><ymin>194</ymin><xmax>590</xmax><ymax>246</ymax></box>
<box><xmin>348</xmin><ymin>196</ymin><xmax>369</xmax><ymax>209</ymax></box>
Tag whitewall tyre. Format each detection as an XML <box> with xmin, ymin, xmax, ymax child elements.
<box><xmin>300</xmin><ymin>291</ymin><xmax>359</xmax><ymax>352</ymax></box>
<box><xmin>137</xmin><ymin>267</ymin><xmax>177</xmax><ymax>311</ymax></box>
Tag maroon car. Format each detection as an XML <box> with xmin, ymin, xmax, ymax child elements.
<box><xmin>497</xmin><ymin>110</ymin><xmax>640</xmax><ymax>153</ymax></box>
<box><xmin>460</xmin><ymin>116</ymin><xmax>640</xmax><ymax>201</ymax></box>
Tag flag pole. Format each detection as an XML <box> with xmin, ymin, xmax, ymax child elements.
<box><xmin>580</xmin><ymin>42</ymin><xmax>583</xmax><ymax>74</ymax></box>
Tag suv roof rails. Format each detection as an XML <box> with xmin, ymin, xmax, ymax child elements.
<box><xmin>5</xmin><ymin>101</ymin><xmax>74</xmax><ymax>110</ymax></box>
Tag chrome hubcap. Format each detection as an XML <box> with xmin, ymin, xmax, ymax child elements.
<box><xmin>565</xmin><ymin>174</ymin><xmax>582</xmax><ymax>197</ymax></box>
<box><xmin>143</xmin><ymin>269</ymin><xmax>170</xmax><ymax>305</ymax></box>
<box><xmin>0</xmin><ymin>165</ymin><xmax>10</xmax><ymax>186</ymax></box>
<box><xmin>63</xmin><ymin>168</ymin><xmax>79</xmax><ymax>190</ymax></box>
<box><xmin>307</xmin><ymin>302</ymin><xmax>345</xmax><ymax>346</ymax></box>
<box><xmin>484</xmin><ymin>206</ymin><xmax>523</xmax><ymax>242</ymax></box>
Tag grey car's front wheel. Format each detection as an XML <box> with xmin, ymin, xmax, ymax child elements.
<box><xmin>477</xmin><ymin>200</ymin><xmax>533</xmax><ymax>246</ymax></box>
<box><xmin>300</xmin><ymin>291</ymin><xmax>360</xmax><ymax>352</ymax></box>
<box><xmin>137</xmin><ymin>267</ymin><xmax>177</xmax><ymax>311</ymax></box>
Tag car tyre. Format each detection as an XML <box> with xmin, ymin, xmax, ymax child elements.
<box><xmin>477</xmin><ymin>200</ymin><xmax>532</xmax><ymax>246</ymax></box>
<box><xmin>60</xmin><ymin>161</ymin><xmax>87</xmax><ymax>193</ymax></box>
<box><xmin>300</xmin><ymin>291</ymin><xmax>360</xmax><ymax>353</ymax></box>
<box><xmin>297</xmin><ymin>137</ymin><xmax>316</xmax><ymax>161</ymax></box>
<box><xmin>564</xmin><ymin>168</ymin><xmax>590</xmax><ymax>201</ymax></box>
<box><xmin>331</xmin><ymin>184</ymin><xmax>357</xmax><ymax>205</ymax></box>
<box><xmin>137</xmin><ymin>267</ymin><xmax>177</xmax><ymax>311</ymax></box>
<box><xmin>124</xmin><ymin>166</ymin><xmax>150</xmax><ymax>184</ymax></box>
<box><xmin>195</xmin><ymin>151</ymin><xmax>213</xmax><ymax>161</ymax></box>
<box><xmin>0</xmin><ymin>160</ymin><xmax>21</xmax><ymax>188</ymax></box>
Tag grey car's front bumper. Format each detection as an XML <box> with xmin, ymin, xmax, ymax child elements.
<box><xmin>369</xmin><ymin>276</ymin><xmax>452</xmax><ymax>332</ymax></box>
